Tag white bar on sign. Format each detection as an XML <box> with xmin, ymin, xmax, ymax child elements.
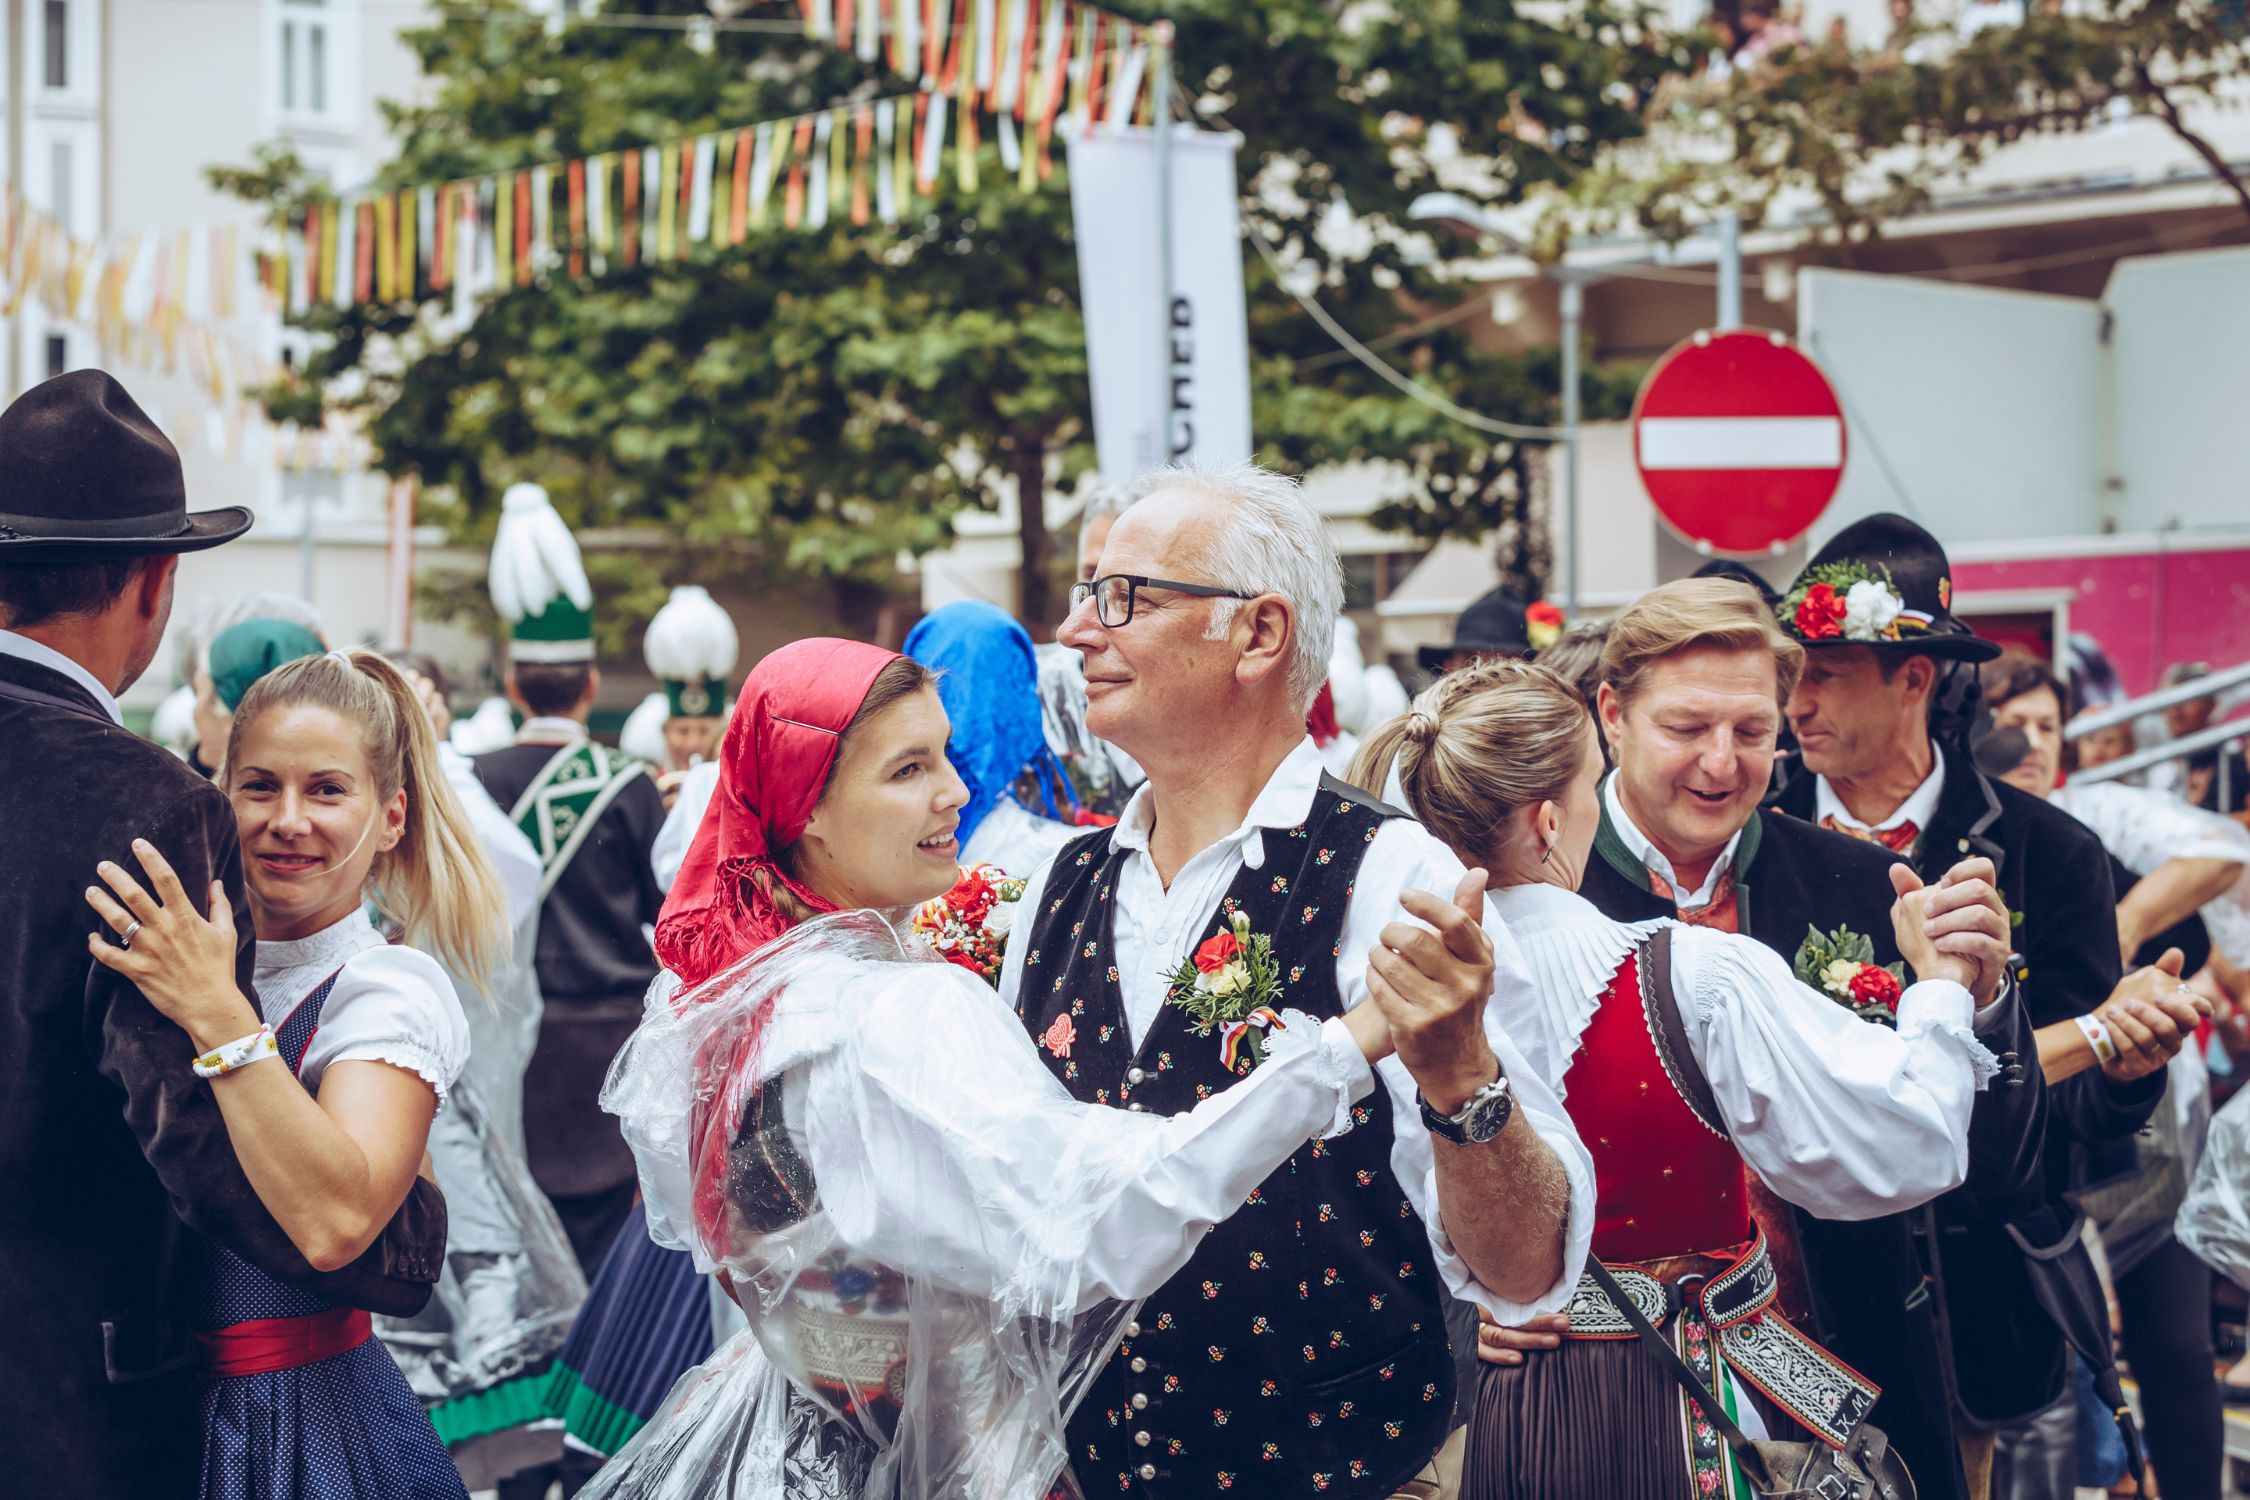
<box><xmin>1639</xmin><ymin>416</ymin><xmax>1843</xmax><ymax>470</ymax></box>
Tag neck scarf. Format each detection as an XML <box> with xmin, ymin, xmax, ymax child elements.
<box><xmin>902</xmin><ymin>600</ymin><xmax>1074</xmax><ymax>849</ymax></box>
<box><xmin>655</xmin><ymin>638</ymin><xmax>901</xmax><ymax>990</ymax></box>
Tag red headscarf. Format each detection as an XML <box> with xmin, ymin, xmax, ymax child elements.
<box><xmin>655</xmin><ymin>637</ymin><xmax>902</xmax><ymax>990</ymax></box>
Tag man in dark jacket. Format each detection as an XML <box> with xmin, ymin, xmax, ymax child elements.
<box><xmin>1529</xmin><ymin>575</ymin><xmax>2041</xmax><ymax>1500</ymax></box>
<box><xmin>0</xmin><ymin>371</ymin><xmax>446</xmax><ymax>1500</ymax></box>
<box><xmin>1764</xmin><ymin>513</ymin><xmax>2162</xmax><ymax>1491</ymax></box>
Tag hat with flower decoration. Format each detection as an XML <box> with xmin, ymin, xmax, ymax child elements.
<box><xmin>488</xmin><ymin>483</ymin><xmax>594</xmax><ymax>663</ymax></box>
<box><xmin>642</xmin><ymin>585</ymin><xmax>739</xmax><ymax>719</ymax></box>
<box><xmin>1418</xmin><ymin>587</ymin><xmax>1565</xmax><ymax>674</ymax></box>
<box><xmin>1779</xmin><ymin>512</ymin><xmax>1997</xmax><ymax>663</ymax></box>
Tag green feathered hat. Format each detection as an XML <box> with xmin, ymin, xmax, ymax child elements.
<box><xmin>488</xmin><ymin>483</ymin><xmax>594</xmax><ymax>664</ymax></box>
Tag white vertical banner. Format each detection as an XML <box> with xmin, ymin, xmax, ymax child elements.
<box><xmin>1067</xmin><ymin>125</ymin><xmax>1252</xmax><ymax>489</ymax></box>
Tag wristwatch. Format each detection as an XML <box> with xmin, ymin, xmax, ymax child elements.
<box><xmin>1418</xmin><ymin>1070</ymin><xmax>1514</xmax><ymax>1146</ymax></box>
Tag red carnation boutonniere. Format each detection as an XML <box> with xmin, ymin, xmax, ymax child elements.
<box><xmin>1165</xmin><ymin>907</ymin><xmax>1288</xmax><ymax>1070</ymax></box>
<box><xmin>1792</xmin><ymin>922</ymin><xmax>1908</xmax><ymax>1025</ymax></box>
<box><xmin>909</xmin><ymin>862</ymin><xmax>1028</xmax><ymax>988</ymax></box>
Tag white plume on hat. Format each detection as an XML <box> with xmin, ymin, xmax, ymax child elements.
<box><xmin>450</xmin><ymin>696</ymin><xmax>519</xmax><ymax>756</ymax></box>
<box><xmin>619</xmin><ymin>691</ymin><xmax>673</xmax><ymax>765</ymax></box>
<box><xmin>487</xmin><ymin>483</ymin><xmax>593</xmax><ymax>625</ymax></box>
<box><xmin>150</xmin><ymin>683</ymin><xmax>198</xmax><ymax>758</ymax></box>
<box><xmin>642</xmin><ymin>585</ymin><xmax>740</xmax><ymax>684</ymax></box>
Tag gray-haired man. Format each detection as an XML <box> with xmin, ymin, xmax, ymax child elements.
<box><xmin>997</xmin><ymin>461</ymin><xmax>1592</xmax><ymax>1499</ymax></box>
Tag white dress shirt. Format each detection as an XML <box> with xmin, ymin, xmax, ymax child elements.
<box><xmin>997</xmin><ymin>736</ymin><xmax>1598</xmax><ymax>1323</ymax></box>
<box><xmin>1816</xmin><ymin>752</ymin><xmax>1946</xmax><ymax>836</ymax></box>
<box><xmin>252</xmin><ymin>908</ymin><xmax>472</xmax><ymax>1103</ymax></box>
<box><xmin>653</xmin><ymin>758</ymin><xmax>723</xmax><ymax>893</ymax></box>
<box><xmin>1602</xmin><ymin>774</ymin><xmax>1743</xmax><ymax>908</ymax></box>
<box><xmin>0</xmin><ymin>628</ymin><xmax>123</xmax><ymax>725</ymax></box>
<box><xmin>1494</xmin><ymin>880</ymin><xmax>1994</xmax><ymax>1220</ymax></box>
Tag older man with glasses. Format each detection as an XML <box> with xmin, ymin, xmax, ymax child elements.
<box><xmin>997</xmin><ymin>460</ymin><xmax>1593</xmax><ymax>1500</ymax></box>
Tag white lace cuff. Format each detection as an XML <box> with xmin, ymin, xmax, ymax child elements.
<box><xmin>1257</xmin><ymin>1010</ymin><xmax>1371</xmax><ymax>1139</ymax></box>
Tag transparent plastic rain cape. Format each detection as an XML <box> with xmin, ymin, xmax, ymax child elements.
<box><xmin>579</xmin><ymin>906</ymin><xmax>1342</xmax><ymax>1500</ymax></box>
<box><xmin>2177</xmin><ymin>1076</ymin><xmax>2250</xmax><ymax>1292</ymax></box>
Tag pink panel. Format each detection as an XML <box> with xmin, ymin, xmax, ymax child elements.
<box><xmin>1952</xmin><ymin>547</ymin><xmax>2250</xmax><ymax>697</ymax></box>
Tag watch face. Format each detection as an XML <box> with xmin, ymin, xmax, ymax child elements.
<box><xmin>1463</xmin><ymin>1081</ymin><xmax>1513</xmax><ymax>1144</ymax></box>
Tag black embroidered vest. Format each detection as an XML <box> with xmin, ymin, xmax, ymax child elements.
<box><xmin>1015</xmin><ymin>775</ymin><xmax>1454</xmax><ymax>1498</ymax></box>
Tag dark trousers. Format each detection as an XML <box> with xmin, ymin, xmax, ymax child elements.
<box><xmin>2117</xmin><ymin>1236</ymin><xmax>2222</xmax><ymax>1500</ymax></box>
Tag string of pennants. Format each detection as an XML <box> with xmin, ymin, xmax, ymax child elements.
<box><xmin>0</xmin><ymin>188</ymin><xmax>370</xmax><ymax>471</ymax></box>
<box><xmin>267</xmin><ymin>0</ymin><xmax>1158</xmax><ymax>315</ymax></box>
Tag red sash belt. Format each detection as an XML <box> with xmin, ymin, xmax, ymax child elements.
<box><xmin>197</xmin><ymin>1307</ymin><xmax>372</xmax><ymax>1378</ymax></box>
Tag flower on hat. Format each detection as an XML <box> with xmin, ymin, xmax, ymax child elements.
<box><xmin>1793</xmin><ymin>582</ymin><xmax>1847</xmax><ymax>641</ymax></box>
<box><xmin>1783</xmin><ymin>562</ymin><xmax>1920</xmax><ymax>645</ymax></box>
<box><xmin>1526</xmin><ymin>601</ymin><xmax>1566</xmax><ymax>652</ymax></box>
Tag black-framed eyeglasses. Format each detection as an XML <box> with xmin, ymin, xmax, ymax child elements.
<box><xmin>1069</xmin><ymin>573</ymin><xmax>1256</xmax><ymax>628</ymax></box>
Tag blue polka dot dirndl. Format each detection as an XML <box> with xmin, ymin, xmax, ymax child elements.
<box><xmin>190</xmin><ymin>970</ymin><xmax>469</xmax><ymax>1500</ymax></box>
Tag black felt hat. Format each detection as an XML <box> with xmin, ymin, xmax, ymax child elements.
<box><xmin>1779</xmin><ymin>512</ymin><xmax>1997</xmax><ymax>663</ymax></box>
<box><xmin>1420</xmin><ymin>586</ymin><xmax>1538</xmax><ymax>674</ymax></box>
<box><xmin>0</xmin><ymin>370</ymin><xmax>251</xmax><ymax>558</ymax></box>
<box><xmin>1691</xmin><ymin>556</ymin><xmax>1783</xmax><ymax>609</ymax></box>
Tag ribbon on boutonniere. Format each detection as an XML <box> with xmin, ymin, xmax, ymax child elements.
<box><xmin>1164</xmin><ymin>906</ymin><xmax>1287</xmax><ymax>1070</ymax></box>
<box><xmin>1218</xmin><ymin>1008</ymin><xmax>1286</xmax><ymax>1073</ymax></box>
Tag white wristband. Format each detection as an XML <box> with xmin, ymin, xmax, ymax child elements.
<box><xmin>193</xmin><ymin>1026</ymin><xmax>280</xmax><ymax>1079</ymax></box>
<box><xmin>2073</xmin><ymin>1012</ymin><xmax>2119</xmax><ymax>1066</ymax></box>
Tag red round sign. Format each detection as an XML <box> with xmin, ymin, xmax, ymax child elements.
<box><xmin>1630</xmin><ymin>328</ymin><xmax>1847</xmax><ymax>555</ymax></box>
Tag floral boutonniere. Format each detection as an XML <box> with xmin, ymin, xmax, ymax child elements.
<box><xmin>1165</xmin><ymin>907</ymin><xmax>1288</xmax><ymax>1070</ymax></box>
<box><xmin>1792</xmin><ymin>922</ymin><xmax>1906</xmax><ymax>1024</ymax></box>
<box><xmin>1781</xmin><ymin>561</ymin><xmax>1928</xmax><ymax>645</ymax></box>
<box><xmin>911</xmin><ymin>862</ymin><xmax>1027</xmax><ymax>988</ymax></box>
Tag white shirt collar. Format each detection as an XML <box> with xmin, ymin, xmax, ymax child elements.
<box><xmin>517</xmin><ymin>715</ymin><xmax>588</xmax><ymax>745</ymax></box>
<box><xmin>1815</xmin><ymin>748</ymin><xmax>1946</xmax><ymax>833</ymax></box>
<box><xmin>1112</xmin><ymin>736</ymin><xmax>1326</xmax><ymax>873</ymax></box>
<box><xmin>1601</xmin><ymin>773</ymin><xmax>1743</xmax><ymax>909</ymax></box>
<box><xmin>0</xmin><ymin>629</ymin><xmax>124</xmax><ymax>725</ymax></box>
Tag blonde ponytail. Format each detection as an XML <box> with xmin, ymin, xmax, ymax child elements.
<box><xmin>1351</xmin><ymin>659</ymin><xmax>1592</xmax><ymax>872</ymax></box>
<box><xmin>229</xmin><ymin>649</ymin><xmax>509</xmax><ymax>996</ymax></box>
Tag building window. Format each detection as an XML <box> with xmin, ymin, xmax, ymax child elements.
<box><xmin>281</xmin><ymin>0</ymin><xmax>330</xmax><ymax>117</ymax></box>
<box><xmin>43</xmin><ymin>0</ymin><xmax>68</xmax><ymax>89</ymax></box>
<box><xmin>45</xmin><ymin>335</ymin><xmax>69</xmax><ymax>381</ymax></box>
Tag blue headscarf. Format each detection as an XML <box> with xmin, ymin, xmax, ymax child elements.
<box><xmin>903</xmin><ymin>600</ymin><xmax>1075</xmax><ymax>849</ymax></box>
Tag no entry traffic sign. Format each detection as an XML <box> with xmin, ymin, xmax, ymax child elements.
<box><xmin>1631</xmin><ymin>328</ymin><xmax>1847</xmax><ymax>555</ymax></box>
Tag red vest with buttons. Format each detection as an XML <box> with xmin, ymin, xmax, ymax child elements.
<box><xmin>1563</xmin><ymin>950</ymin><xmax>1751</xmax><ymax>1264</ymax></box>
<box><xmin>1014</xmin><ymin>776</ymin><xmax>1453</xmax><ymax>1499</ymax></box>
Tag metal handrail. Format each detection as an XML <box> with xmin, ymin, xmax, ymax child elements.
<box><xmin>2065</xmin><ymin>659</ymin><xmax>2250</xmax><ymax>740</ymax></box>
<box><xmin>2066</xmin><ymin>716</ymin><xmax>2247</xmax><ymax>787</ymax></box>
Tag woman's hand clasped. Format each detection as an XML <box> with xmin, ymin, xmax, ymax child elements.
<box><xmin>85</xmin><ymin>838</ymin><xmax>259</xmax><ymax>1051</ymax></box>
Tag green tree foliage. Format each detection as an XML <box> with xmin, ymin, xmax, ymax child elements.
<box><xmin>1540</xmin><ymin>0</ymin><xmax>2250</xmax><ymax>258</ymax></box>
<box><xmin>218</xmin><ymin>0</ymin><xmax>1693</xmax><ymax>626</ymax></box>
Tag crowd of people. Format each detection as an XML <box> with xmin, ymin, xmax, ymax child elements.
<box><xmin>4</xmin><ymin>365</ymin><xmax>2248</xmax><ymax>1500</ymax></box>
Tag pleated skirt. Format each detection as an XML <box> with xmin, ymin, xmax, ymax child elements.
<box><xmin>1461</xmin><ymin>1336</ymin><xmax>1703</xmax><ymax>1500</ymax></box>
<box><xmin>546</xmin><ymin>1204</ymin><xmax>718</xmax><ymax>1458</ymax></box>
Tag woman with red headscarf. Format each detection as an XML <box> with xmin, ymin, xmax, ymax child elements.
<box><xmin>577</xmin><ymin>640</ymin><xmax>1394</xmax><ymax>1500</ymax></box>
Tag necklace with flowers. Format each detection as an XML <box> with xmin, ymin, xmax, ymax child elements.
<box><xmin>1792</xmin><ymin>922</ymin><xmax>1906</xmax><ymax>1024</ymax></box>
<box><xmin>1781</xmin><ymin>561</ymin><xmax>1931</xmax><ymax>645</ymax></box>
<box><xmin>1164</xmin><ymin>904</ymin><xmax>1288</xmax><ymax>1071</ymax></box>
<box><xmin>910</xmin><ymin>863</ymin><xmax>1027</xmax><ymax>988</ymax></box>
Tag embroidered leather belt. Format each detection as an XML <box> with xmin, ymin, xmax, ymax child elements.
<box><xmin>1562</xmin><ymin>1231</ymin><xmax>1879</xmax><ymax>1450</ymax></box>
<box><xmin>196</xmin><ymin>1307</ymin><xmax>373</xmax><ymax>1379</ymax></box>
